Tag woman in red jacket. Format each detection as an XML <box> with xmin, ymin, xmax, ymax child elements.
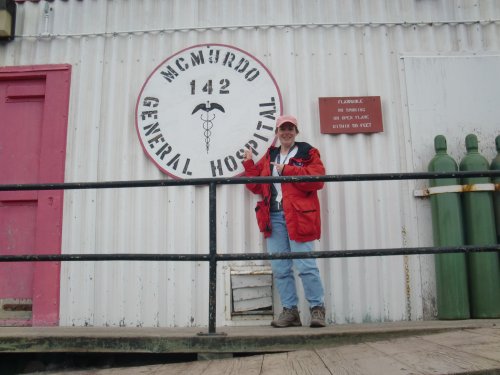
<box><xmin>243</xmin><ymin>115</ymin><xmax>326</xmax><ymax>328</ymax></box>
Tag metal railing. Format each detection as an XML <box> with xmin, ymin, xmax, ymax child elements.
<box><xmin>1</xmin><ymin>170</ymin><xmax>500</xmax><ymax>335</ymax></box>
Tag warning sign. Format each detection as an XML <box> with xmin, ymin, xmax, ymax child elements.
<box><xmin>319</xmin><ymin>96</ymin><xmax>383</xmax><ymax>134</ymax></box>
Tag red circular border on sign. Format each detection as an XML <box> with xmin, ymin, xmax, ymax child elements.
<box><xmin>135</xmin><ymin>43</ymin><xmax>283</xmax><ymax>179</ymax></box>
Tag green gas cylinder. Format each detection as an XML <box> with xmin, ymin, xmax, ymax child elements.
<box><xmin>491</xmin><ymin>135</ymin><xmax>500</xmax><ymax>243</ymax></box>
<box><xmin>459</xmin><ymin>134</ymin><xmax>500</xmax><ymax>318</ymax></box>
<box><xmin>428</xmin><ymin>135</ymin><xmax>470</xmax><ymax>319</ymax></box>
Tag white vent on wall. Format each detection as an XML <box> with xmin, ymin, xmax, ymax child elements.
<box><xmin>230</xmin><ymin>267</ymin><xmax>273</xmax><ymax>315</ymax></box>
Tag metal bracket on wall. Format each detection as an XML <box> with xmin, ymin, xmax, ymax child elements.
<box><xmin>414</xmin><ymin>183</ymin><xmax>496</xmax><ymax>198</ymax></box>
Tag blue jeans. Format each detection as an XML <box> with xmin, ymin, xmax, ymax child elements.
<box><xmin>267</xmin><ymin>211</ymin><xmax>325</xmax><ymax>309</ymax></box>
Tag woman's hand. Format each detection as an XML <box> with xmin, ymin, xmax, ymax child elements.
<box><xmin>243</xmin><ymin>148</ymin><xmax>253</xmax><ymax>161</ymax></box>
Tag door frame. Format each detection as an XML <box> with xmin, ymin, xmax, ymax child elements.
<box><xmin>0</xmin><ymin>64</ymin><xmax>71</xmax><ymax>326</ymax></box>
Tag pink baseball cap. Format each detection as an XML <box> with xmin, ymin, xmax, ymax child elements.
<box><xmin>276</xmin><ymin>115</ymin><xmax>299</xmax><ymax>130</ymax></box>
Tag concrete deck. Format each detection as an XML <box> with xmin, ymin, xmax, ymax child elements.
<box><xmin>1</xmin><ymin>319</ymin><xmax>499</xmax><ymax>374</ymax></box>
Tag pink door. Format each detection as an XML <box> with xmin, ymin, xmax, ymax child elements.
<box><xmin>0</xmin><ymin>65</ymin><xmax>71</xmax><ymax>326</ymax></box>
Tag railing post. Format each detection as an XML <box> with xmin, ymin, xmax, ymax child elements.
<box><xmin>198</xmin><ymin>182</ymin><xmax>225</xmax><ymax>336</ymax></box>
<box><xmin>208</xmin><ymin>182</ymin><xmax>217</xmax><ymax>334</ymax></box>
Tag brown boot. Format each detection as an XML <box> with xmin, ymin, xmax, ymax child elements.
<box><xmin>271</xmin><ymin>307</ymin><xmax>302</xmax><ymax>328</ymax></box>
<box><xmin>310</xmin><ymin>305</ymin><xmax>326</xmax><ymax>328</ymax></box>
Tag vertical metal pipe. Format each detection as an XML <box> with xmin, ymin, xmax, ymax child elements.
<box><xmin>208</xmin><ymin>182</ymin><xmax>217</xmax><ymax>334</ymax></box>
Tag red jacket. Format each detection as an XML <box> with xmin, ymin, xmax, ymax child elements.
<box><xmin>243</xmin><ymin>142</ymin><xmax>325</xmax><ymax>242</ymax></box>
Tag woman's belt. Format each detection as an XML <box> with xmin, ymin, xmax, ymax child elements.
<box><xmin>270</xmin><ymin>201</ymin><xmax>283</xmax><ymax>212</ymax></box>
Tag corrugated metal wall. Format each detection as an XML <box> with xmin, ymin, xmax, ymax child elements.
<box><xmin>2</xmin><ymin>0</ymin><xmax>499</xmax><ymax>327</ymax></box>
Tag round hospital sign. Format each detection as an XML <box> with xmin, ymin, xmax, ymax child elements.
<box><xmin>135</xmin><ymin>44</ymin><xmax>282</xmax><ymax>179</ymax></box>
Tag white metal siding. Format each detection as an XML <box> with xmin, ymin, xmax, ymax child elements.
<box><xmin>2</xmin><ymin>0</ymin><xmax>499</xmax><ymax>327</ymax></box>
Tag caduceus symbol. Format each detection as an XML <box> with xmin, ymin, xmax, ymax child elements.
<box><xmin>191</xmin><ymin>101</ymin><xmax>225</xmax><ymax>153</ymax></box>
